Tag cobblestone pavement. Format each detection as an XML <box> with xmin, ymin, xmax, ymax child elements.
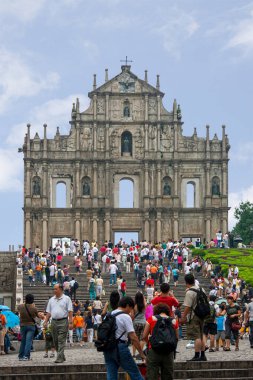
<box><xmin>1</xmin><ymin>339</ymin><xmax>252</xmax><ymax>367</ymax></box>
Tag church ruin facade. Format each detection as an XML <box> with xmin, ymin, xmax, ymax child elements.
<box><xmin>22</xmin><ymin>65</ymin><xmax>230</xmax><ymax>250</ymax></box>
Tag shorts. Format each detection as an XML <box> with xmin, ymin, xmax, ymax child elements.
<box><xmin>186</xmin><ymin>315</ymin><xmax>204</xmax><ymax>340</ymax></box>
<box><xmin>75</xmin><ymin>267</ymin><xmax>80</xmax><ymax>272</ymax></box>
<box><xmin>173</xmin><ymin>275</ymin><xmax>178</xmax><ymax>282</ymax></box>
<box><xmin>203</xmin><ymin>322</ymin><xmax>217</xmax><ymax>336</ymax></box>
<box><xmin>178</xmin><ymin>263</ymin><xmax>183</xmax><ymax>270</ymax></box>
<box><xmin>215</xmin><ymin>331</ymin><xmax>225</xmax><ymax>340</ymax></box>
<box><xmin>133</xmin><ymin>323</ymin><xmax>145</xmax><ymax>341</ymax></box>
<box><xmin>225</xmin><ymin>321</ymin><xmax>239</xmax><ymax>339</ymax></box>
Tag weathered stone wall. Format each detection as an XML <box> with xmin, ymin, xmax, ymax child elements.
<box><xmin>0</xmin><ymin>252</ymin><xmax>16</xmax><ymax>309</ymax></box>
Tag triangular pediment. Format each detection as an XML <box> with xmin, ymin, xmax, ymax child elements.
<box><xmin>89</xmin><ymin>66</ymin><xmax>164</xmax><ymax>97</ymax></box>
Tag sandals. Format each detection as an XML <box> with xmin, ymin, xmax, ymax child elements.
<box><xmin>209</xmin><ymin>348</ymin><xmax>215</xmax><ymax>352</ymax></box>
<box><xmin>235</xmin><ymin>347</ymin><xmax>239</xmax><ymax>351</ymax></box>
<box><xmin>223</xmin><ymin>347</ymin><xmax>231</xmax><ymax>351</ymax></box>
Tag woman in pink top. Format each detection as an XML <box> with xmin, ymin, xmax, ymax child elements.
<box><xmin>177</xmin><ymin>254</ymin><xmax>183</xmax><ymax>273</ymax></box>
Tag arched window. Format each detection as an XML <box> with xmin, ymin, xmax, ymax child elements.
<box><xmin>211</xmin><ymin>176</ymin><xmax>220</xmax><ymax>196</ymax></box>
<box><xmin>186</xmin><ymin>181</ymin><xmax>195</xmax><ymax>207</ymax></box>
<box><xmin>119</xmin><ymin>178</ymin><xmax>134</xmax><ymax>208</ymax></box>
<box><xmin>123</xmin><ymin>100</ymin><xmax>130</xmax><ymax>117</ymax></box>
<box><xmin>56</xmin><ymin>182</ymin><xmax>67</xmax><ymax>208</ymax></box>
<box><xmin>82</xmin><ymin>176</ymin><xmax>91</xmax><ymax>196</ymax></box>
<box><xmin>163</xmin><ymin>176</ymin><xmax>172</xmax><ymax>196</ymax></box>
<box><xmin>121</xmin><ymin>131</ymin><xmax>132</xmax><ymax>156</ymax></box>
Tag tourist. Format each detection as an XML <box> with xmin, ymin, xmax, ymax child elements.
<box><xmin>181</xmin><ymin>273</ymin><xmax>206</xmax><ymax>361</ymax></box>
<box><xmin>146</xmin><ymin>284</ymin><xmax>154</xmax><ymax>304</ymax></box>
<box><xmin>96</xmin><ymin>275</ymin><xmax>104</xmax><ymax>297</ymax></box>
<box><xmin>109</xmin><ymin>261</ymin><xmax>117</xmax><ymax>285</ymax></box>
<box><xmin>132</xmin><ymin>292</ymin><xmax>146</xmax><ymax>359</ymax></box>
<box><xmin>44</xmin><ymin>284</ymin><xmax>73</xmax><ymax>363</ymax></box>
<box><xmin>172</xmin><ymin>266</ymin><xmax>179</xmax><ymax>287</ymax></box>
<box><xmin>151</xmin><ymin>283</ymin><xmax>179</xmax><ymax>316</ymax></box>
<box><xmin>245</xmin><ymin>297</ymin><xmax>253</xmax><ymax>348</ymax></box>
<box><xmin>73</xmin><ymin>310</ymin><xmax>84</xmax><ymax>346</ymax></box>
<box><xmin>18</xmin><ymin>293</ymin><xmax>44</xmax><ymax>360</ymax></box>
<box><xmin>93</xmin><ymin>311</ymin><xmax>102</xmax><ymax>341</ymax></box>
<box><xmin>93</xmin><ymin>296</ymin><xmax>103</xmax><ymax>314</ymax></box>
<box><xmin>85</xmin><ymin>311</ymin><xmax>94</xmax><ymax>342</ymax></box>
<box><xmin>224</xmin><ymin>295</ymin><xmax>241</xmax><ymax>351</ymax></box>
<box><xmin>0</xmin><ymin>308</ymin><xmax>7</xmax><ymax>355</ymax></box>
<box><xmin>43</xmin><ymin>320</ymin><xmax>55</xmax><ymax>358</ymax></box>
<box><xmin>69</xmin><ymin>277</ymin><xmax>79</xmax><ymax>300</ymax></box>
<box><xmin>121</xmin><ymin>278</ymin><xmax>127</xmax><ymax>297</ymax></box>
<box><xmin>203</xmin><ymin>295</ymin><xmax>217</xmax><ymax>352</ymax></box>
<box><xmin>143</xmin><ymin>303</ymin><xmax>178</xmax><ymax>380</ymax></box>
<box><xmin>103</xmin><ymin>296</ymin><xmax>145</xmax><ymax>380</ymax></box>
<box><xmin>215</xmin><ymin>303</ymin><xmax>226</xmax><ymax>351</ymax></box>
<box><xmin>89</xmin><ymin>277</ymin><xmax>96</xmax><ymax>300</ymax></box>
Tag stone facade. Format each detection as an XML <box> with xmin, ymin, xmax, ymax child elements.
<box><xmin>0</xmin><ymin>252</ymin><xmax>17</xmax><ymax>308</ymax></box>
<box><xmin>22</xmin><ymin>65</ymin><xmax>230</xmax><ymax>249</ymax></box>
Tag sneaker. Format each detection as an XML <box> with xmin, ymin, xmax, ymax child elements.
<box><xmin>44</xmin><ymin>353</ymin><xmax>48</xmax><ymax>358</ymax></box>
<box><xmin>186</xmin><ymin>340</ymin><xmax>195</xmax><ymax>349</ymax></box>
<box><xmin>22</xmin><ymin>357</ymin><xmax>31</xmax><ymax>361</ymax></box>
<box><xmin>50</xmin><ymin>353</ymin><xmax>55</xmax><ymax>358</ymax></box>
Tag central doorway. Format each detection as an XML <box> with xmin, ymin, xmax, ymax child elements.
<box><xmin>114</xmin><ymin>231</ymin><xmax>139</xmax><ymax>245</ymax></box>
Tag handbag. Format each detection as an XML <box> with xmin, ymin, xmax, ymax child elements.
<box><xmin>25</xmin><ymin>304</ymin><xmax>39</xmax><ymax>337</ymax></box>
<box><xmin>231</xmin><ymin>322</ymin><xmax>242</xmax><ymax>331</ymax></box>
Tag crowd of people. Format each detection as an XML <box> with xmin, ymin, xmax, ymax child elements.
<box><xmin>1</xmin><ymin>236</ymin><xmax>253</xmax><ymax>379</ymax></box>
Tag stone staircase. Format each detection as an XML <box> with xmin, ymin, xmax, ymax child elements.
<box><xmin>23</xmin><ymin>256</ymin><xmax>211</xmax><ymax>312</ymax></box>
<box><xmin>1</xmin><ymin>361</ymin><xmax>253</xmax><ymax>379</ymax></box>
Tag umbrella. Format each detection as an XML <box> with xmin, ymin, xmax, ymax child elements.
<box><xmin>1</xmin><ymin>310</ymin><xmax>20</xmax><ymax>328</ymax></box>
<box><xmin>215</xmin><ymin>298</ymin><xmax>228</xmax><ymax>305</ymax></box>
<box><xmin>0</xmin><ymin>305</ymin><xmax>10</xmax><ymax>311</ymax></box>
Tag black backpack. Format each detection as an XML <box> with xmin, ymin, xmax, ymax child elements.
<box><xmin>94</xmin><ymin>311</ymin><xmax>125</xmax><ymax>352</ymax></box>
<box><xmin>189</xmin><ymin>287</ymin><xmax>211</xmax><ymax>319</ymax></box>
<box><xmin>73</xmin><ymin>281</ymin><xmax>79</xmax><ymax>290</ymax></box>
<box><xmin>149</xmin><ymin>316</ymin><xmax>177</xmax><ymax>354</ymax></box>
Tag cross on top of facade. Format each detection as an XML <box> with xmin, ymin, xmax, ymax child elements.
<box><xmin>120</xmin><ymin>56</ymin><xmax>133</xmax><ymax>66</ymax></box>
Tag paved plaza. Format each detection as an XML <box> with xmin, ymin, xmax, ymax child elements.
<box><xmin>0</xmin><ymin>339</ymin><xmax>252</xmax><ymax>368</ymax></box>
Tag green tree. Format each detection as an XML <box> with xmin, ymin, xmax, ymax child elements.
<box><xmin>232</xmin><ymin>201</ymin><xmax>253</xmax><ymax>245</ymax></box>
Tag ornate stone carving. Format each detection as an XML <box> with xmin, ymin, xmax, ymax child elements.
<box><xmin>81</xmin><ymin>128</ymin><xmax>92</xmax><ymax>151</ymax></box>
<box><xmin>149</xmin><ymin>98</ymin><xmax>157</xmax><ymax>113</ymax></box>
<box><xmin>118</xmin><ymin>72</ymin><xmax>135</xmax><ymax>93</ymax></box>
<box><xmin>110</xmin><ymin>130</ymin><xmax>119</xmax><ymax>158</ymax></box>
<box><xmin>134</xmin><ymin>129</ymin><xmax>144</xmax><ymax>159</ymax></box>
<box><xmin>97</xmin><ymin>98</ymin><xmax>105</xmax><ymax>114</ymax></box>
<box><xmin>97</xmin><ymin>127</ymin><xmax>105</xmax><ymax>151</ymax></box>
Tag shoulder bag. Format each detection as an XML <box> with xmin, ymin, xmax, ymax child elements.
<box><xmin>24</xmin><ymin>304</ymin><xmax>39</xmax><ymax>337</ymax></box>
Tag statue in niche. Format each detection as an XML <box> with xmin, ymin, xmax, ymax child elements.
<box><xmin>212</xmin><ymin>180</ymin><xmax>220</xmax><ymax>196</ymax></box>
<box><xmin>123</xmin><ymin>105</ymin><xmax>130</xmax><ymax>117</ymax></box>
<box><xmin>33</xmin><ymin>178</ymin><xmax>41</xmax><ymax>196</ymax></box>
<box><xmin>123</xmin><ymin>135</ymin><xmax>130</xmax><ymax>153</ymax></box>
<box><xmin>163</xmin><ymin>181</ymin><xmax>171</xmax><ymax>196</ymax></box>
<box><xmin>83</xmin><ymin>181</ymin><xmax>90</xmax><ymax>196</ymax></box>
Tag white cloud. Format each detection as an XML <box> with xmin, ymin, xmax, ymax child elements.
<box><xmin>0</xmin><ymin>149</ymin><xmax>23</xmax><ymax>192</ymax></box>
<box><xmin>0</xmin><ymin>48</ymin><xmax>60</xmax><ymax>114</ymax></box>
<box><xmin>226</xmin><ymin>7</ymin><xmax>253</xmax><ymax>53</ymax></box>
<box><xmin>6</xmin><ymin>94</ymin><xmax>90</xmax><ymax>147</ymax></box>
<box><xmin>0</xmin><ymin>0</ymin><xmax>46</xmax><ymax>22</ymax></box>
<box><xmin>152</xmin><ymin>9</ymin><xmax>199</xmax><ymax>59</ymax></box>
<box><xmin>0</xmin><ymin>94</ymin><xmax>90</xmax><ymax>192</ymax></box>
<box><xmin>229</xmin><ymin>185</ymin><xmax>253</xmax><ymax>230</ymax></box>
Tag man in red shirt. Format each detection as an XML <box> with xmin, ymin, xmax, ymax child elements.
<box><xmin>146</xmin><ymin>275</ymin><xmax>155</xmax><ymax>287</ymax></box>
<box><xmin>151</xmin><ymin>283</ymin><xmax>179</xmax><ymax>316</ymax></box>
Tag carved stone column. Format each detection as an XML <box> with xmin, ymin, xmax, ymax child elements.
<box><xmin>222</xmin><ymin>162</ymin><xmax>227</xmax><ymax>195</ymax></box>
<box><xmin>42</xmin><ymin>213</ymin><xmax>48</xmax><ymax>252</ymax></box>
<box><xmin>157</xmin><ymin>164</ymin><xmax>161</xmax><ymax>196</ymax></box>
<box><xmin>205</xmin><ymin>163</ymin><xmax>210</xmax><ymax>196</ymax></box>
<box><xmin>173</xmin><ymin>214</ymin><xmax>179</xmax><ymax>241</ymax></box>
<box><xmin>105</xmin><ymin>212</ymin><xmax>111</xmax><ymax>241</ymax></box>
<box><xmin>75</xmin><ymin>213</ymin><xmax>81</xmax><ymax>241</ymax></box>
<box><xmin>206</xmin><ymin>218</ymin><xmax>211</xmax><ymax>243</ymax></box>
<box><xmin>156</xmin><ymin>211</ymin><xmax>162</xmax><ymax>243</ymax></box>
<box><xmin>25</xmin><ymin>213</ymin><xmax>31</xmax><ymax>248</ymax></box>
<box><xmin>174</xmin><ymin>164</ymin><xmax>179</xmax><ymax>196</ymax></box>
<box><xmin>105</xmin><ymin>162</ymin><xmax>110</xmax><ymax>207</ymax></box>
<box><xmin>75</xmin><ymin>162</ymin><xmax>80</xmax><ymax>207</ymax></box>
<box><xmin>92</xmin><ymin>215</ymin><xmax>98</xmax><ymax>242</ymax></box>
<box><xmin>144</xmin><ymin>212</ymin><xmax>150</xmax><ymax>241</ymax></box>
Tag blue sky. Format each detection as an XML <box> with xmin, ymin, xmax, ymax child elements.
<box><xmin>0</xmin><ymin>0</ymin><xmax>253</xmax><ymax>250</ymax></box>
